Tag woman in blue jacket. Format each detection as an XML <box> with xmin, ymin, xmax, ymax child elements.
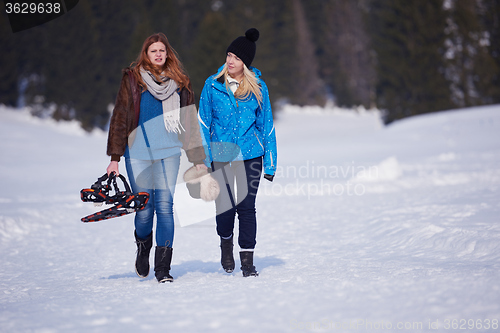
<box><xmin>198</xmin><ymin>28</ymin><xmax>277</xmax><ymax>277</ymax></box>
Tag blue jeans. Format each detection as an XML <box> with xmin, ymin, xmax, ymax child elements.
<box><xmin>125</xmin><ymin>155</ymin><xmax>180</xmax><ymax>247</ymax></box>
<box><xmin>212</xmin><ymin>156</ymin><xmax>263</xmax><ymax>250</ymax></box>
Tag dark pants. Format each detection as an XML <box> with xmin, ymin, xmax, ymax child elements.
<box><xmin>212</xmin><ymin>156</ymin><xmax>263</xmax><ymax>250</ymax></box>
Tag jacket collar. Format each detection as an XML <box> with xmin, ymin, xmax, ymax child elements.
<box><xmin>213</xmin><ymin>64</ymin><xmax>262</xmax><ymax>80</ymax></box>
<box><xmin>211</xmin><ymin>65</ymin><xmax>262</xmax><ymax>110</ymax></box>
<box><xmin>213</xmin><ymin>65</ymin><xmax>262</xmax><ymax>89</ymax></box>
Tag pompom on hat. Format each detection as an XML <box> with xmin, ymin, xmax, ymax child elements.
<box><xmin>226</xmin><ymin>28</ymin><xmax>260</xmax><ymax>68</ymax></box>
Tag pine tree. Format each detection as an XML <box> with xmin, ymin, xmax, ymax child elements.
<box><xmin>0</xmin><ymin>15</ymin><xmax>20</xmax><ymax>107</ymax></box>
<box><xmin>367</xmin><ymin>0</ymin><xmax>453</xmax><ymax>123</ymax></box>
<box><xmin>443</xmin><ymin>0</ymin><xmax>499</xmax><ymax>107</ymax></box>
<box><xmin>223</xmin><ymin>0</ymin><xmax>297</xmax><ymax>107</ymax></box>
<box><xmin>317</xmin><ymin>0</ymin><xmax>376</xmax><ymax>108</ymax></box>
<box><xmin>475</xmin><ymin>0</ymin><xmax>500</xmax><ymax>104</ymax></box>
<box><xmin>188</xmin><ymin>9</ymin><xmax>233</xmax><ymax>98</ymax></box>
<box><xmin>2</xmin><ymin>0</ymin><xmax>498</xmax><ymax>130</ymax></box>
<box><xmin>290</xmin><ymin>0</ymin><xmax>325</xmax><ymax>106</ymax></box>
<box><xmin>38</xmin><ymin>1</ymin><xmax>104</xmax><ymax>129</ymax></box>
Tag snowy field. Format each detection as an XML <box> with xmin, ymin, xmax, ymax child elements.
<box><xmin>1</xmin><ymin>103</ymin><xmax>499</xmax><ymax>333</ymax></box>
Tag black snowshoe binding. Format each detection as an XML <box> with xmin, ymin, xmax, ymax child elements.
<box><xmin>80</xmin><ymin>172</ymin><xmax>149</xmax><ymax>222</ymax></box>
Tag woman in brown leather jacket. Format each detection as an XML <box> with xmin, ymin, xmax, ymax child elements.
<box><xmin>106</xmin><ymin>33</ymin><xmax>206</xmax><ymax>283</ymax></box>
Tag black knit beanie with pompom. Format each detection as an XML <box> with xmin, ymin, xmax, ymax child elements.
<box><xmin>226</xmin><ymin>28</ymin><xmax>260</xmax><ymax>68</ymax></box>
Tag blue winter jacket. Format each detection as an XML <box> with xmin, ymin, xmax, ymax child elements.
<box><xmin>198</xmin><ymin>65</ymin><xmax>277</xmax><ymax>176</ymax></box>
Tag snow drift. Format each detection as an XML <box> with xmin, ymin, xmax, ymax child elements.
<box><xmin>1</xmin><ymin>103</ymin><xmax>499</xmax><ymax>332</ymax></box>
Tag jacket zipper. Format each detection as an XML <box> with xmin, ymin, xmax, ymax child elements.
<box><xmin>254</xmin><ymin>133</ymin><xmax>264</xmax><ymax>150</ymax></box>
<box><xmin>254</xmin><ymin>133</ymin><xmax>273</xmax><ymax>167</ymax></box>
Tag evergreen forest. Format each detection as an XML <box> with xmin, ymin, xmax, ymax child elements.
<box><xmin>1</xmin><ymin>0</ymin><xmax>499</xmax><ymax>130</ymax></box>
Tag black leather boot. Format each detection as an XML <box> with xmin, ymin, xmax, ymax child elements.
<box><xmin>134</xmin><ymin>231</ymin><xmax>152</xmax><ymax>278</ymax></box>
<box><xmin>220</xmin><ymin>235</ymin><xmax>235</xmax><ymax>273</ymax></box>
<box><xmin>240</xmin><ymin>251</ymin><xmax>258</xmax><ymax>277</ymax></box>
<box><xmin>154</xmin><ymin>246</ymin><xmax>174</xmax><ymax>283</ymax></box>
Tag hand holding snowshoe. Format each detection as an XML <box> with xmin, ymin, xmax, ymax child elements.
<box><xmin>80</xmin><ymin>172</ymin><xmax>149</xmax><ymax>222</ymax></box>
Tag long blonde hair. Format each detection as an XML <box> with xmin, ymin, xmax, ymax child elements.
<box><xmin>216</xmin><ymin>64</ymin><xmax>262</xmax><ymax>106</ymax></box>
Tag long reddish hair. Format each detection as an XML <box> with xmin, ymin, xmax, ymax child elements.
<box><xmin>131</xmin><ymin>33</ymin><xmax>191</xmax><ymax>92</ymax></box>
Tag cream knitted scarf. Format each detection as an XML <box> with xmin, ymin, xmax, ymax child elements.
<box><xmin>140</xmin><ymin>68</ymin><xmax>184</xmax><ymax>133</ymax></box>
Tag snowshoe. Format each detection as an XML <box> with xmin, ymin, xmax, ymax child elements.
<box><xmin>80</xmin><ymin>172</ymin><xmax>149</xmax><ymax>222</ymax></box>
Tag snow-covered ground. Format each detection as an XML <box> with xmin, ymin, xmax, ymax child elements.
<box><xmin>1</xmin><ymin>103</ymin><xmax>499</xmax><ymax>333</ymax></box>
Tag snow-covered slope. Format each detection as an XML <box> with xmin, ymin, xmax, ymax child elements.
<box><xmin>1</xmin><ymin>104</ymin><xmax>499</xmax><ymax>332</ymax></box>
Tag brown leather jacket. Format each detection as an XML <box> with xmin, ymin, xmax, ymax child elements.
<box><xmin>106</xmin><ymin>68</ymin><xmax>205</xmax><ymax>164</ymax></box>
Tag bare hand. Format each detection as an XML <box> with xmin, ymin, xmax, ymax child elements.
<box><xmin>107</xmin><ymin>161</ymin><xmax>120</xmax><ymax>176</ymax></box>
